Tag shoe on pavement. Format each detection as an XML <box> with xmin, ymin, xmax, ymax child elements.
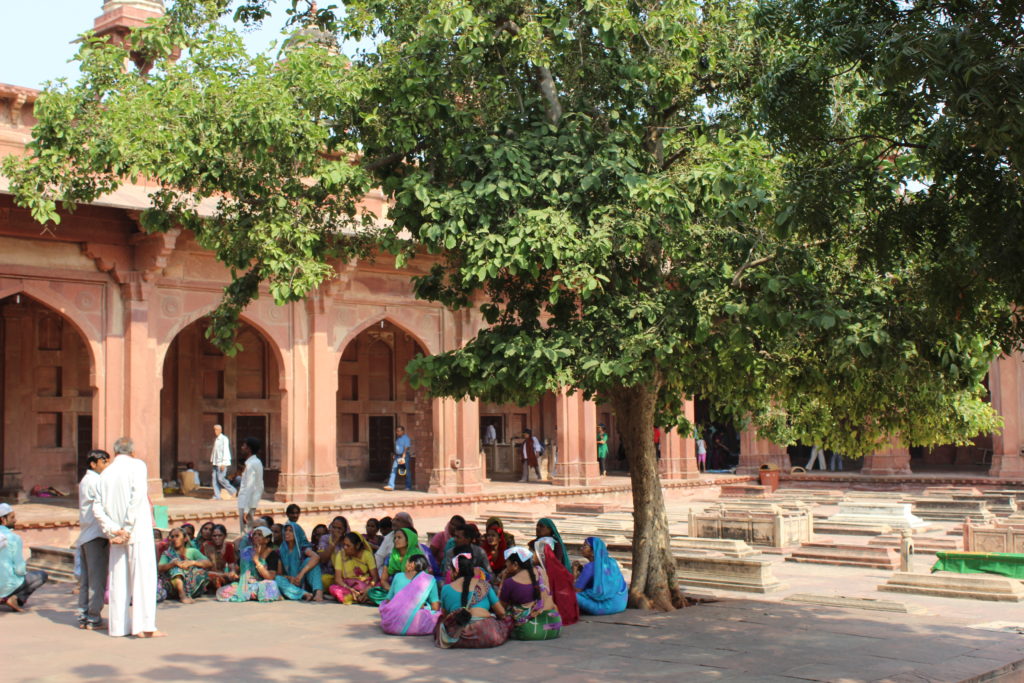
<box><xmin>383</xmin><ymin>485</ymin><xmax>394</xmax><ymax>491</ymax></box>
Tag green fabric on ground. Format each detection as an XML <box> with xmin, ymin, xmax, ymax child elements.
<box><xmin>931</xmin><ymin>552</ymin><xmax>1024</xmax><ymax>579</ymax></box>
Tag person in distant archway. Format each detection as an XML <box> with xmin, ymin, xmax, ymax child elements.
<box><xmin>384</xmin><ymin>425</ymin><xmax>413</xmax><ymax>492</ymax></box>
<box><xmin>210</xmin><ymin>424</ymin><xmax>236</xmax><ymax>500</ymax></box>
<box><xmin>518</xmin><ymin>429</ymin><xmax>543</xmax><ymax>483</ymax></box>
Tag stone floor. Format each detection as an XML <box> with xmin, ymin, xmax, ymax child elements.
<box><xmin>3</xmin><ymin>581</ymin><xmax>1023</xmax><ymax>682</ymax></box>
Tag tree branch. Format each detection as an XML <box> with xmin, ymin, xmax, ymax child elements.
<box><xmin>495</xmin><ymin>19</ymin><xmax>562</xmax><ymax>125</ymax></box>
<box><xmin>730</xmin><ymin>238</ymin><xmax>829</xmax><ymax>288</ymax></box>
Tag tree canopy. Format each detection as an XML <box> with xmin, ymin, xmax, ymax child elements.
<box><xmin>3</xmin><ymin>0</ymin><xmax>1015</xmax><ymax>607</ymax></box>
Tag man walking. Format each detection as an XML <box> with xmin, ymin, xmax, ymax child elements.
<box><xmin>77</xmin><ymin>450</ymin><xmax>110</xmax><ymax>629</ymax></box>
<box><xmin>210</xmin><ymin>424</ymin><xmax>236</xmax><ymax>500</ymax></box>
<box><xmin>383</xmin><ymin>425</ymin><xmax>413</xmax><ymax>491</ymax></box>
<box><xmin>236</xmin><ymin>437</ymin><xmax>265</xmax><ymax>534</ymax></box>
<box><xmin>519</xmin><ymin>429</ymin><xmax>543</xmax><ymax>482</ymax></box>
<box><xmin>1</xmin><ymin>503</ymin><xmax>48</xmax><ymax>612</ymax></box>
<box><xmin>92</xmin><ymin>437</ymin><xmax>164</xmax><ymax>638</ymax></box>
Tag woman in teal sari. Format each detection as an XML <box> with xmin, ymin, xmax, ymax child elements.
<box><xmin>379</xmin><ymin>554</ymin><xmax>441</xmax><ymax>635</ymax></box>
<box><xmin>158</xmin><ymin>527</ymin><xmax>212</xmax><ymax>603</ymax></box>
<box><xmin>574</xmin><ymin>536</ymin><xmax>628</xmax><ymax>615</ymax></box>
<box><xmin>275</xmin><ymin>521</ymin><xmax>324</xmax><ymax>601</ymax></box>
<box><xmin>366</xmin><ymin>527</ymin><xmax>418</xmax><ymax>605</ymax></box>
<box><xmin>216</xmin><ymin>526</ymin><xmax>282</xmax><ymax>602</ymax></box>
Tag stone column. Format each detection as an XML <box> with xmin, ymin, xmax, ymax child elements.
<box><xmin>659</xmin><ymin>399</ymin><xmax>699</xmax><ymax>479</ymax></box>
<box><xmin>990</xmin><ymin>353</ymin><xmax>1024</xmax><ymax>477</ymax></box>
<box><xmin>275</xmin><ymin>300</ymin><xmax>343</xmax><ymax>502</ymax></box>
<box><xmin>861</xmin><ymin>440</ymin><xmax>911</xmax><ymax>476</ymax></box>
<box><xmin>552</xmin><ymin>391</ymin><xmax>600</xmax><ymax>487</ymax></box>
<box><xmin>120</xmin><ymin>275</ymin><xmax>163</xmax><ymax>497</ymax></box>
<box><xmin>427</xmin><ymin>397</ymin><xmax>485</xmax><ymax>494</ymax></box>
<box><xmin>737</xmin><ymin>426</ymin><xmax>790</xmax><ymax>474</ymax></box>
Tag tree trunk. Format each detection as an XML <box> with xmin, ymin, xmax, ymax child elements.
<box><xmin>609</xmin><ymin>384</ymin><xmax>682</xmax><ymax>611</ymax></box>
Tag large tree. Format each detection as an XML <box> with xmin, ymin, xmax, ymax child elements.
<box><xmin>3</xmin><ymin>0</ymin><xmax>1003</xmax><ymax>609</ymax></box>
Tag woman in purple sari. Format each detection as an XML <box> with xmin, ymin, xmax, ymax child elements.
<box><xmin>378</xmin><ymin>554</ymin><xmax>440</xmax><ymax>636</ymax></box>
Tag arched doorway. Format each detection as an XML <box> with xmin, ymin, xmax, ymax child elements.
<box><xmin>160</xmin><ymin>318</ymin><xmax>283</xmax><ymax>486</ymax></box>
<box><xmin>479</xmin><ymin>392</ymin><xmax>557</xmax><ymax>480</ymax></box>
<box><xmin>0</xmin><ymin>294</ymin><xmax>96</xmax><ymax>495</ymax></box>
<box><xmin>336</xmin><ymin>320</ymin><xmax>433</xmax><ymax>487</ymax></box>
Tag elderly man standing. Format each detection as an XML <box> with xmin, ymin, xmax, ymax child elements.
<box><xmin>77</xmin><ymin>450</ymin><xmax>111</xmax><ymax>629</ymax></box>
<box><xmin>210</xmin><ymin>424</ymin><xmax>236</xmax><ymax>500</ymax></box>
<box><xmin>93</xmin><ymin>437</ymin><xmax>164</xmax><ymax>638</ymax></box>
<box><xmin>1</xmin><ymin>503</ymin><xmax>48</xmax><ymax>612</ymax></box>
<box><xmin>236</xmin><ymin>437</ymin><xmax>265</xmax><ymax>535</ymax></box>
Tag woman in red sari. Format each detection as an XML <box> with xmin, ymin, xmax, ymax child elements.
<box><xmin>482</xmin><ymin>517</ymin><xmax>515</xmax><ymax>576</ymax></box>
<box><xmin>534</xmin><ymin>537</ymin><xmax>579</xmax><ymax>626</ymax></box>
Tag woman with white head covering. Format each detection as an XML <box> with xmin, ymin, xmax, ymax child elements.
<box><xmin>215</xmin><ymin>526</ymin><xmax>282</xmax><ymax>602</ymax></box>
<box><xmin>499</xmin><ymin>546</ymin><xmax>561</xmax><ymax>640</ymax></box>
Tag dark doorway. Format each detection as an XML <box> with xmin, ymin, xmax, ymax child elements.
<box><xmin>368</xmin><ymin>415</ymin><xmax>395</xmax><ymax>479</ymax></box>
<box><xmin>76</xmin><ymin>414</ymin><xmax>93</xmax><ymax>480</ymax></box>
<box><xmin>235</xmin><ymin>414</ymin><xmax>268</xmax><ymax>464</ymax></box>
<box><xmin>480</xmin><ymin>415</ymin><xmax>504</xmax><ymax>444</ymax></box>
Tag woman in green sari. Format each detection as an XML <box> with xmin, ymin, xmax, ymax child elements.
<box><xmin>366</xmin><ymin>527</ymin><xmax>418</xmax><ymax>605</ymax></box>
<box><xmin>158</xmin><ymin>527</ymin><xmax>212</xmax><ymax>603</ymax></box>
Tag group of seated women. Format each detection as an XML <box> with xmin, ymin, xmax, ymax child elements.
<box><xmin>152</xmin><ymin>507</ymin><xmax>629</xmax><ymax>649</ymax></box>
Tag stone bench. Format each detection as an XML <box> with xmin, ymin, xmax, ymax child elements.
<box><xmin>787</xmin><ymin>543</ymin><xmax>899</xmax><ymax>570</ymax></box>
<box><xmin>868</xmin><ymin>534</ymin><xmax>962</xmax><ymax>553</ymax></box>
<box><xmin>674</xmin><ymin>552</ymin><xmax>785</xmax><ymax>593</ymax></box>
<box><xmin>878</xmin><ymin>571</ymin><xmax>1024</xmax><ymax>602</ymax></box>
<box><xmin>819</xmin><ymin>501</ymin><xmax>931</xmax><ymax>536</ymax></box>
<box><xmin>953</xmin><ymin>493</ymin><xmax>1018</xmax><ymax>516</ymax></box>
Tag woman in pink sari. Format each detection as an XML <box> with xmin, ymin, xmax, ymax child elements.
<box><xmin>328</xmin><ymin>532</ymin><xmax>379</xmax><ymax>604</ymax></box>
<box><xmin>378</xmin><ymin>554</ymin><xmax>441</xmax><ymax>636</ymax></box>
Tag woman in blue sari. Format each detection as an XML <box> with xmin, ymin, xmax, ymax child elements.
<box><xmin>574</xmin><ymin>537</ymin><xmax>627</xmax><ymax>615</ymax></box>
<box><xmin>275</xmin><ymin>521</ymin><xmax>324</xmax><ymax>601</ymax></box>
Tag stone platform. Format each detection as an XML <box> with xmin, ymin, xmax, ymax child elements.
<box><xmin>786</xmin><ymin>543</ymin><xmax>900</xmax><ymax>570</ymax></box>
<box><xmin>879</xmin><ymin>571</ymin><xmax>1024</xmax><ymax>602</ymax></box>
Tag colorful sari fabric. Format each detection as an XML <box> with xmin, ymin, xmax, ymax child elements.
<box><xmin>575</xmin><ymin>537</ymin><xmax>628</xmax><ymax>615</ymax></box>
<box><xmin>216</xmin><ymin>546</ymin><xmax>281</xmax><ymax>603</ymax></box>
<box><xmin>502</xmin><ymin>566</ymin><xmax>562</xmax><ymax>641</ymax></box>
<box><xmin>159</xmin><ymin>546</ymin><xmax>210</xmax><ymax>598</ymax></box>
<box><xmin>435</xmin><ymin>570</ymin><xmax>510</xmax><ymax>649</ymax></box>
<box><xmin>366</xmin><ymin>528</ymin><xmax>418</xmax><ymax>605</ymax></box>
<box><xmin>201</xmin><ymin>541</ymin><xmax>237</xmax><ymax>591</ymax></box>
<box><xmin>379</xmin><ymin>571</ymin><xmax>441</xmax><ymax>636</ymax></box>
<box><xmin>537</xmin><ymin>518</ymin><xmax>571</xmax><ymax>568</ymax></box>
<box><xmin>275</xmin><ymin>522</ymin><xmax>321</xmax><ymax>600</ymax></box>
<box><xmin>536</xmin><ymin>537</ymin><xmax>579</xmax><ymax>626</ymax></box>
<box><xmin>328</xmin><ymin>537</ymin><xmax>377</xmax><ymax>604</ymax></box>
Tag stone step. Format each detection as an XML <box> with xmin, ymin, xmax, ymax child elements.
<box><xmin>27</xmin><ymin>545</ymin><xmax>76</xmax><ymax>583</ymax></box>
<box><xmin>786</xmin><ymin>543</ymin><xmax>900</xmax><ymax>570</ymax></box>
<box><xmin>720</xmin><ymin>484</ymin><xmax>771</xmax><ymax>498</ymax></box>
<box><xmin>605</xmin><ymin>537</ymin><xmax>757</xmax><ymax>558</ymax></box>
<box><xmin>878</xmin><ymin>571</ymin><xmax>1024</xmax><ymax>602</ymax></box>
<box><xmin>869</xmin><ymin>534</ymin><xmax>963</xmax><ymax>553</ymax></box>
<box><xmin>813</xmin><ymin>522</ymin><xmax>894</xmax><ymax>536</ymax></box>
<box><xmin>953</xmin><ymin>494</ymin><xmax>1018</xmax><ymax>516</ymax></box>
<box><xmin>785</xmin><ymin>593</ymin><xmax>925</xmax><ymax>614</ymax></box>
<box><xmin>922</xmin><ymin>487</ymin><xmax>983</xmax><ymax>498</ymax></box>
<box><xmin>911</xmin><ymin>499</ymin><xmax>995</xmax><ymax>523</ymax></box>
<box><xmin>825</xmin><ymin>501</ymin><xmax>931</xmax><ymax>530</ymax></box>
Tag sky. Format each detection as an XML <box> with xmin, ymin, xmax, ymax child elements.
<box><xmin>0</xmin><ymin>1</ymin><xmax>294</xmax><ymax>89</ymax></box>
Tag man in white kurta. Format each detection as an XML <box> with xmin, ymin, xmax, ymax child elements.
<box><xmin>92</xmin><ymin>438</ymin><xmax>163</xmax><ymax>638</ymax></box>
<box><xmin>236</xmin><ymin>437</ymin><xmax>265</xmax><ymax>534</ymax></box>
<box><xmin>210</xmin><ymin>424</ymin><xmax>236</xmax><ymax>500</ymax></box>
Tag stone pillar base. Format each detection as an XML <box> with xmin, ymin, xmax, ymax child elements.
<box><xmin>990</xmin><ymin>453</ymin><xmax>1024</xmax><ymax>478</ymax></box>
<box><xmin>861</xmin><ymin>448</ymin><xmax>912</xmax><ymax>476</ymax></box>
<box><xmin>274</xmin><ymin>473</ymin><xmax>343</xmax><ymax>503</ymax></box>
<box><xmin>427</xmin><ymin>459</ymin><xmax>486</xmax><ymax>494</ymax></box>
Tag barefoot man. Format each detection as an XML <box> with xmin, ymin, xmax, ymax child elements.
<box><xmin>93</xmin><ymin>437</ymin><xmax>165</xmax><ymax>638</ymax></box>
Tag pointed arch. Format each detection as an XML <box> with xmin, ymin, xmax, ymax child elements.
<box><xmin>336</xmin><ymin>315</ymin><xmax>436</xmax><ymax>358</ymax></box>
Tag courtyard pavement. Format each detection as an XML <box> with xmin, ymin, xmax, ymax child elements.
<box><xmin>2</xmin><ymin>578</ymin><xmax>1023</xmax><ymax>682</ymax></box>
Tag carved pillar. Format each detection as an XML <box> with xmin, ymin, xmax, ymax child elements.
<box><xmin>120</xmin><ymin>274</ymin><xmax>163</xmax><ymax>497</ymax></box>
<box><xmin>990</xmin><ymin>353</ymin><xmax>1024</xmax><ymax>477</ymax></box>
<box><xmin>427</xmin><ymin>397</ymin><xmax>484</xmax><ymax>494</ymax></box>
<box><xmin>861</xmin><ymin>439</ymin><xmax>912</xmax><ymax>476</ymax></box>
<box><xmin>552</xmin><ymin>390</ymin><xmax>600</xmax><ymax>487</ymax></box>
<box><xmin>659</xmin><ymin>399</ymin><xmax>699</xmax><ymax>480</ymax></box>
<box><xmin>276</xmin><ymin>298</ymin><xmax>343</xmax><ymax>502</ymax></box>
<box><xmin>737</xmin><ymin>426</ymin><xmax>790</xmax><ymax>474</ymax></box>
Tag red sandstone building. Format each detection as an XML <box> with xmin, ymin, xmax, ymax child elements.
<box><xmin>0</xmin><ymin>2</ymin><xmax>1021</xmax><ymax>504</ymax></box>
